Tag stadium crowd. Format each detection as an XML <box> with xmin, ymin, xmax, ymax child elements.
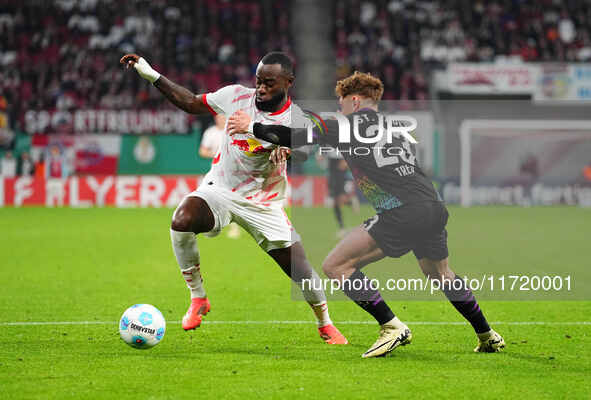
<box><xmin>1</xmin><ymin>0</ymin><xmax>590</xmax><ymax>139</ymax></box>
<box><xmin>0</xmin><ymin>0</ymin><xmax>292</xmax><ymax>136</ymax></box>
<box><xmin>334</xmin><ymin>0</ymin><xmax>591</xmax><ymax>100</ymax></box>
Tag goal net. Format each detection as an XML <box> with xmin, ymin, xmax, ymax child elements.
<box><xmin>459</xmin><ymin>120</ymin><xmax>591</xmax><ymax>206</ymax></box>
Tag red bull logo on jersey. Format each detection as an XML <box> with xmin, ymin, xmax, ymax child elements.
<box><xmin>231</xmin><ymin>138</ymin><xmax>272</xmax><ymax>156</ymax></box>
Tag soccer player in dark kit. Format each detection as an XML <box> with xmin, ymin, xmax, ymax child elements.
<box><xmin>227</xmin><ymin>71</ymin><xmax>505</xmax><ymax>358</ymax></box>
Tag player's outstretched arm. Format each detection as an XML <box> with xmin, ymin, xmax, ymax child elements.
<box><xmin>253</xmin><ymin>123</ymin><xmax>299</xmax><ymax>147</ymax></box>
<box><xmin>120</xmin><ymin>54</ymin><xmax>211</xmax><ymax>115</ymax></box>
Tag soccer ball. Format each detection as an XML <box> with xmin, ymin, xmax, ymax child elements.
<box><xmin>119</xmin><ymin>304</ymin><xmax>166</xmax><ymax>349</ymax></box>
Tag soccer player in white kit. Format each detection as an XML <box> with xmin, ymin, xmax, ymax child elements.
<box><xmin>120</xmin><ymin>52</ymin><xmax>347</xmax><ymax>344</ymax></box>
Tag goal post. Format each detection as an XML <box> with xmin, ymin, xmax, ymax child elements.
<box><xmin>459</xmin><ymin>119</ymin><xmax>591</xmax><ymax>206</ymax></box>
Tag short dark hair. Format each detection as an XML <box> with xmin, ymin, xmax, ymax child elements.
<box><xmin>261</xmin><ymin>51</ymin><xmax>294</xmax><ymax>77</ymax></box>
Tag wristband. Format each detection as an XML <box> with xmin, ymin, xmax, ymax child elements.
<box><xmin>134</xmin><ymin>57</ymin><xmax>161</xmax><ymax>84</ymax></box>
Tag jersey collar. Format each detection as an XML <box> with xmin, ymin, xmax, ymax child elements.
<box><xmin>269</xmin><ymin>96</ymin><xmax>292</xmax><ymax>116</ymax></box>
<box><xmin>357</xmin><ymin>107</ymin><xmax>377</xmax><ymax>113</ymax></box>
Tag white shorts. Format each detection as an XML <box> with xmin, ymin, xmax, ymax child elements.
<box><xmin>186</xmin><ymin>184</ymin><xmax>301</xmax><ymax>252</ymax></box>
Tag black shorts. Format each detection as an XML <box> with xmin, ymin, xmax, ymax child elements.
<box><xmin>328</xmin><ymin>159</ymin><xmax>346</xmax><ymax>197</ymax></box>
<box><xmin>363</xmin><ymin>201</ymin><xmax>449</xmax><ymax>260</ymax></box>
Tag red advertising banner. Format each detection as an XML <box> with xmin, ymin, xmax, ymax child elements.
<box><xmin>288</xmin><ymin>176</ymin><xmax>328</xmax><ymax>207</ymax></box>
<box><xmin>0</xmin><ymin>176</ymin><xmax>328</xmax><ymax>207</ymax></box>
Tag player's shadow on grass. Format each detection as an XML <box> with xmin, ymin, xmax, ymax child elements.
<box><xmin>152</xmin><ymin>343</ymin><xmax>451</xmax><ymax>362</ymax></box>
<box><xmin>198</xmin><ymin>346</ymin><xmax>358</xmax><ymax>361</ymax></box>
<box><xmin>499</xmin><ymin>351</ymin><xmax>563</xmax><ymax>365</ymax></box>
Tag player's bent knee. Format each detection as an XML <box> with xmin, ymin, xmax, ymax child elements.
<box><xmin>171</xmin><ymin>197</ymin><xmax>215</xmax><ymax>234</ymax></box>
<box><xmin>171</xmin><ymin>201</ymin><xmax>198</xmax><ymax>232</ymax></box>
<box><xmin>171</xmin><ymin>209</ymin><xmax>193</xmax><ymax>232</ymax></box>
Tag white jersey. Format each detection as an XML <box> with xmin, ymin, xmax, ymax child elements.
<box><xmin>202</xmin><ymin>84</ymin><xmax>305</xmax><ymax>207</ymax></box>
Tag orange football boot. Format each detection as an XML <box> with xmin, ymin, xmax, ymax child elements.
<box><xmin>318</xmin><ymin>324</ymin><xmax>349</xmax><ymax>344</ymax></box>
<box><xmin>182</xmin><ymin>297</ymin><xmax>211</xmax><ymax>330</ymax></box>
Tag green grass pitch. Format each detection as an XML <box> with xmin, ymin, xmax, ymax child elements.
<box><xmin>0</xmin><ymin>205</ymin><xmax>589</xmax><ymax>399</ymax></box>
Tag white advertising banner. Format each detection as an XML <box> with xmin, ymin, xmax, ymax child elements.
<box><xmin>534</xmin><ymin>63</ymin><xmax>591</xmax><ymax>103</ymax></box>
<box><xmin>448</xmin><ymin>63</ymin><xmax>537</xmax><ymax>94</ymax></box>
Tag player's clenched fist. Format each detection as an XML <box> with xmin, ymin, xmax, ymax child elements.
<box><xmin>119</xmin><ymin>53</ymin><xmax>140</xmax><ymax>67</ymax></box>
<box><xmin>120</xmin><ymin>54</ymin><xmax>161</xmax><ymax>83</ymax></box>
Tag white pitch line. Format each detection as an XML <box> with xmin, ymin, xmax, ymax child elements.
<box><xmin>0</xmin><ymin>321</ymin><xmax>589</xmax><ymax>326</ymax></box>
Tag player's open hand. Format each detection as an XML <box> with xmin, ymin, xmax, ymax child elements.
<box><xmin>270</xmin><ymin>147</ymin><xmax>291</xmax><ymax>165</ymax></box>
<box><xmin>227</xmin><ymin>110</ymin><xmax>252</xmax><ymax>135</ymax></box>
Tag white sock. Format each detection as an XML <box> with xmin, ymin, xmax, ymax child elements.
<box><xmin>384</xmin><ymin>316</ymin><xmax>407</xmax><ymax>329</ymax></box>
<box><xmin>170</xmin><ymin>229</ymin><xmax>206</xmax><ymax>298</ymax></box>
<box><xmin>296</xmin><ymin>268</ymin><xmax>332</xmax><ymax>327</ymax></box>
<box><xmin>299</xmin><ymin>268</ymin><xmax>326</xmax><ymax>304</ymax></box>
<box><xmin>309</xmin><ymin>302</ymin><xmax>332</xmax><ymax>328</ymax></box>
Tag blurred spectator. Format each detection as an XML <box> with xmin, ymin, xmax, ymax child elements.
<box><xmin>34</xmin><ymin>153</ymin><xmax>45</xmax><ymax>179</ymax></box>
<box><xmin>46</xmin><ymin>145</ymin><xmax>68</xmax><ymax>180</ymax></box>
<box><xmin>584</xmin><ymin>163</ymin><xmax>591</xmax><ymax>182</ymax></box>
<box><xmin>45</xmin><ymin>145</ymin><xmax>68</xmax><ymax>206</ymax></box>
<box><xmin>559</xmin><ymin>12</ymin><xmax>576</xmax><ymax>44</ymax></box>
<box><xmin>1</xmin><ymin>151</ymin><xmax>16</xmax><ymax>177</ymax></box>
<box><xmin>199</xmin><ymin>114</ymin><xmax>226</xmax><ymax>159</ymax></box>
<box><xmin>577</xmin><ymin>32</ymin><xmax>591</xmax><ymax>61</ymax></box>
<box><xmin>520</xmin><ymin>153</ymin><xmax>540</xmax><ymax>179</ymax></box>
<box><xmin>18</xmin><ymin>151</ymin><xmax>34</xmax><ymax>176</ymax></box>
<box><xmin>0</xmin><ymin>95</ymin><xmax>13</xmax><ymax>148</ymax></box>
